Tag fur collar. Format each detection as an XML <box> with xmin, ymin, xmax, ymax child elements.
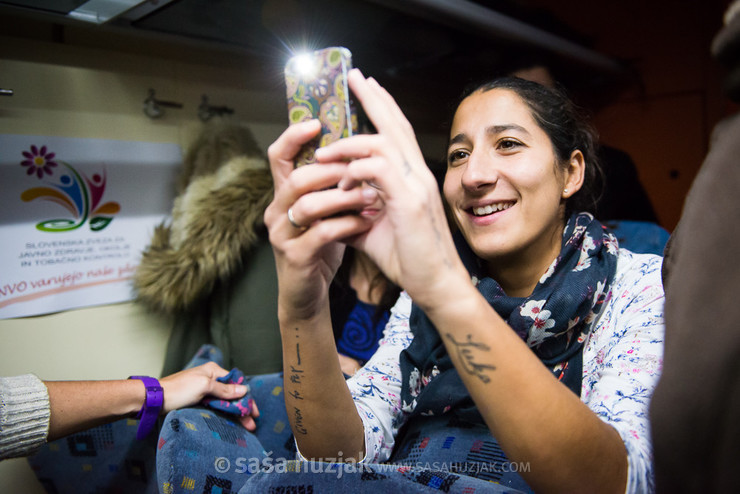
<box><xmin>133</xmin><ymin>156</ymin><xmax>273</xmax><ymax>313</ymax></box>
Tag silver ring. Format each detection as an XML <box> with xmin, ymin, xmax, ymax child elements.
<box><xmin>287</xmin><ymin>207</ymin><xmax>305</xmax><ymax>230</ymax></box>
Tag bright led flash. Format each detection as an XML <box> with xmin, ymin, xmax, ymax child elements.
<box><xmin>291</xmin><ymin>53</ymin><xmax>318</xmax><ymax>78</ymax></box>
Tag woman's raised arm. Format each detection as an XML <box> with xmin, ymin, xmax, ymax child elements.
<box><xmin>263</xmin><ymin>119</ymin><xmax>378</xmax><ymax>461</ymax></box>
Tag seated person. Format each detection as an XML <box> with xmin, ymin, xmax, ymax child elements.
<box><xmin>158</xmin><ymin>73</ymin><xmax>664</xmax><ymax>493</ymax></box>
<box><xmin>332</xmin><ymin>248</ymin><xmax>401</xmax><ymax>375</ymax></box>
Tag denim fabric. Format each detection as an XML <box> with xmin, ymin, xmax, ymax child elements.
<box><xmin>157</xmin><ymin>382</ymin><xmax>530</xmax><ymax>493</ymax></box>
<box><xmin>238</xmin><ymin>415</ymin><xmax>532</xmax><ymax>493</ymax></box>
<box><xmin>241</xmin><ymin>461</ymin><xmax>524</xmax><ymax>493</ymax></box>
<box><xmin>28</xmin><ymin>417</ymin><xmax>160</xmax><ymax>494</ymax></box>
<box><xmin>157</xmin><ymin>372</ymin><xmax>296</xmax><ymax>493</ymax></box>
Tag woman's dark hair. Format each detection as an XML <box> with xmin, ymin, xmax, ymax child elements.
<box><xmin>453</xmin><ymin>77</ymin><xmax>604</xmax><ymax>218</ymax></box>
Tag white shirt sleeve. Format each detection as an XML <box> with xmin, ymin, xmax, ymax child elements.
<box><xmin>346</xmin><ymin>291</ymin><xmax>414</xmax><ymax>463</ymax></box>
<box><xmin>582</xmin><ymin>250</ymin><xmax>665</xmax><ymax>494</ymax></box>
<box><xmin>329</xmin><ymin>249</ymin><xmax>665</xmax><ymax>494</ymax></box>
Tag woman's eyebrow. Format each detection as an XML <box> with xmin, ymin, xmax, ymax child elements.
<box><xmin>448</xmin><ymin>133</ymin><xmax>468</xmax><ymax>147</ymax></box>
<box><xmin>449</xmin><ymin>124</ymin><xmax>530</xmax><ymax>147</ymax></box>
<box><xmin>486</xmin><ymin>124</ymin><xmax>530</xmax><ymax>136</ymax></box>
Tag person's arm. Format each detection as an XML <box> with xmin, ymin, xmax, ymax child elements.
<box><xmin>263</xmin><ymin>120</ymin><xmax>380</xmax><ymax>462</ymax></box>
<box><xmin>582</xmin><ymin>252</ymin><xmax>665</xmax><ymax>493</ymax></box>
<box><xmin>420</xmin><ymin>276</ymin><xmax>629</xmax><ymax>494</ymax></box>
<box><xmin>337</xmin><ymin>354</ymin><xmax>362</xmax><ymax>376</ymax></box>
<box><xmin>0</xmin><ymin>374</ymin><xmax>50</xmax><ymax>460</ymax></box>
<box><xmin>318</xmin><ymin>70</ymin><xmax>630</xmax><ymax>493</ymax></box>
<box><xmin>45</xmin><ymin>361</ymin><xmax>252</xmax><ymax>441</ymax></box>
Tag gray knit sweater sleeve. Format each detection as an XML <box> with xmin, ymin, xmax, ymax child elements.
<box><xmin>0</xmin><ymin>374</ymin><xmax>50</xmax><ymax>460</ymax></box>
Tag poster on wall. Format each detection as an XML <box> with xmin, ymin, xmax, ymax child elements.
<box><xmin>0</xmin><ymin>134</ymin><xmax>181</xmax><ymax>319</ymax></box>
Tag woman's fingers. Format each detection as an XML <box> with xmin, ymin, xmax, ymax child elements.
<box><xmin>316</xmin><ymin>135</ymin><xmax>434</xmax><ymax>207</ymax></box>
<box><xmin>347</xmin><ymin>70</ymin><xmax>410</xmax><ymax>136</ymax></box>
<box><xmin>240</xmin><ymin>414</ymin><xmax>257</xmax><ymax>431</ymax></box>
<box><xmin>266</xmin><ymin>164</ymin><xmax>378</xmax><ymax>241</ymax></box>
<box><xmin>265</xmin><ymin>163</ymin><xmax>348</xmax><ymax>234</ymax></box>
<box><xmin>347</xmin><ymin>70</ymin><xmax>426</xmax><ymax>165</ymax></box>
<box><xmin>267</xmin><ymin>119</ymin><xmax>321</xmax><ymax>186</ymax></box>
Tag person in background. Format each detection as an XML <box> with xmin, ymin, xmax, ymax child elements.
<box><xmin>0</xmin><ymin>361</ymin><xmax>255</xmax><ymax>461</ymax></box>
<box><xmin>650</xmin><ymin>2</ymin><xmax>740</xmax><ymax>492</ymax></box>
<box><xmin>332</xmin><ymin>248</ymin><xmax>402</xmax><ymax>376</ymax></box>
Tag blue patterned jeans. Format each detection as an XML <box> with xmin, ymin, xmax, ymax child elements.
<box><xmin>156</xmin><ymin>373</ymin><xmax>531</xmax><ymax>493</ymax></box>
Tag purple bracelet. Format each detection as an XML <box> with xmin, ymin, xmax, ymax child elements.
<box><xmin>128</xmin><ymin>376</ymin><xmax>163</xmax><ymax>440</ymax></box>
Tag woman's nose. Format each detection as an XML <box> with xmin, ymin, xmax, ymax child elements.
<box><xmin>461</xmin><ymin>150</ymin><xmax>498</xmax><ymax>191</ymax></box>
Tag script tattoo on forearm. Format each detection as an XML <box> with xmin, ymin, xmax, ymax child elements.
<box><xmin>290</xmin><ymin>327</ymin><xmax>308</xmax><ymax>435</ymax></box>
<box><xmin>445</xmin><ymin>333</ymin><xmax>496</xmax><ymax>383</ymax></box>
<box><xmin>293</xmin><ymin>406</ymin><xmax>308</xmax><ymax>435</ymax></box>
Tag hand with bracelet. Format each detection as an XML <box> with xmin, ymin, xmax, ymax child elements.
<box><xmin>41</xmin><ymin>361</ymin><xmax>258</xmax><ymax>443</ymax></box>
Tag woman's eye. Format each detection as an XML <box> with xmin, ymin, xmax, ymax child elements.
<box><xmin>447</xmin><ymin>150</ymin><xmax>468</xmax><ymax>166</ymax></box>
<box><xmin>497</xmin><ymin>139</ymin><xmax>522</xmax><ymax>151</ymax></box>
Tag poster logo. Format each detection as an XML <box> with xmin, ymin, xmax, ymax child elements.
<box><xmin>19</xmin><ymin>145</ymin><xmax>121</xmax><ymax>232</ymax></box>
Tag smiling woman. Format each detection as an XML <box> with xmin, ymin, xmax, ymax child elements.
<box><xmin>443</xmin><ymin>78</ymin><xmax>601</xmax><ymax>296</ymax></box>
<box><xmin>156</xmin><ymin>72</ymin><xmax>665</xmax><ymax>494</ymax></box>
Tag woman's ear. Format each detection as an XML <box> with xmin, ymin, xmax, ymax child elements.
<box><xmin>562</xmin><ymin>150</ymin><xmax>585</xmax><ymax>199</ymax></box>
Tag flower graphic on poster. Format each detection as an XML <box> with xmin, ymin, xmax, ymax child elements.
<box><xmin>19</xmin><ymin>145</ymin><xmax>121</xmax><ymax>232</ymax></box>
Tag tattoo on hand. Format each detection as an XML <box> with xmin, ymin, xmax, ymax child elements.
<box><xmin>445</xmin><ymin>333</ymin><xmax>496</xmax><ymax>383</ymax></box>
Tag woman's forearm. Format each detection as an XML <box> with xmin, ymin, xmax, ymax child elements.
<box><xmin>44</xmin><ymin>362</ymin><xmax>251</xmax><ymax>441</ymax></box>
<box><xmin>279</xmin><ymin>304</ymin><xmax>366</xmax><ymax>461</ymax></box>
<box><xmin>45</xmin><ymin>379</ymin><xmax>145</xmax><ymax>441</ymax></box>
<box><xmin>423</xmin><ymin>286</ymin><xmax>628</xmax><ymax>494</ymax></box>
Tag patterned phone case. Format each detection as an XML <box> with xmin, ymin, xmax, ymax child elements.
<box><xmin>285</xmin><ymin>47</ymin><xmax>358</xmax><ymax>167</ymax></box>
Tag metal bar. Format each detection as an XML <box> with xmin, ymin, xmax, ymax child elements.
<box><xmin>364</xmin><ymin>0</ymin><xmax>624</xmax><ymax>75</ymax></box>
<box><xmin>68</xmin><ymin>0</ymin><xmax>150</xmax><ymax>24</ymax></box>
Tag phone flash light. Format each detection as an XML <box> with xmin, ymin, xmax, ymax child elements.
<box><xmin>291</xmin><ymin>53</ymin><xmax>318</xmax><ymax>77</ymax></box>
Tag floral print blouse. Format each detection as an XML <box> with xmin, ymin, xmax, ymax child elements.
<box><xmin>346</xmin><ymin>249</ymin><xmax>665</xmax><ymax>493</ymax></box>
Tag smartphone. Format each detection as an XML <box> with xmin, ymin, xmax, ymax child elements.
<box><xmin>284</xmin><ymin>46</ymin><xmax>358</xmax><ymax>167</ymax></box>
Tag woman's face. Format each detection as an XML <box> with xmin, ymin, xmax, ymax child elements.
<box><xmin>443</xmin><ymin>88</ymin><xmax>581</xmax><ymax>266</ymax></box>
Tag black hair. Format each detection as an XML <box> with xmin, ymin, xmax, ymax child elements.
<box><xmin>451</xmin><ymin>76</ymin><xmax>604</xmax><ymax>218</ymax></box>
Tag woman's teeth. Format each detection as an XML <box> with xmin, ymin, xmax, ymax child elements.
<box><xmin>472</xmin><ymin>202</ymin><xmax>513</xmax><ymax>216</ymax></box>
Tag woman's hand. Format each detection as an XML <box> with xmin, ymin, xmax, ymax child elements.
<box><xmin>45</xmin><ymin>362</ymin><xmax>260</xmax><ymax>440</ymax></box>
<box><xmin>160</xmin><ymin>361</ymin><xmax>260</xmax><ymax>431</ymax></box>
<box><xmin>264</xmin><ymin>120</ymin><xmax>380</xmax><ymax>320</ymax></box>
<box><xmin>337</xmin><ymin>353</ymin><xmax>362</xmax><ymax>376</ymax></box>
<box><xmin>315</xmin><ymin>70</ymin><xmax>470</xmax><ymax>309</ymax></box>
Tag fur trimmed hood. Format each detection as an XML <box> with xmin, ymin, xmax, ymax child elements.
<box><xmin>133</xmin><ymin>155</ymin><xmax>273</xmax><ymax>313</ymax></box>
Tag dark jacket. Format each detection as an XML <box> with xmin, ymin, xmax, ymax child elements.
<box><xmin>650</xmin><ymin>5</ymin><xmax>740</xmax><ymax>492</ymax></box>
